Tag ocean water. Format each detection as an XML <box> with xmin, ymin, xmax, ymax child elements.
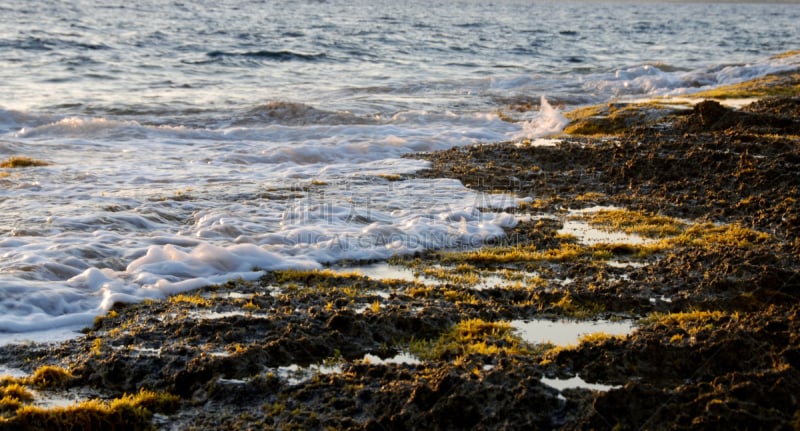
<box><xmin>1</xmin><ymin>0</ymin><xmax>799</xmax><ymax>338</ymax></box>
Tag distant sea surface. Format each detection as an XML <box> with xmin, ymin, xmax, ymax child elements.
<box><xmin>1</xmin><ymin>0</ymin><xmax>799</xmax><ymax>338</ymax></box>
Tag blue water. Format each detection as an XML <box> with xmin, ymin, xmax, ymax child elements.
<box><xmin>1</xmin><ymin>0</ymin><xmax>799</xmax><ymax>337</ymax></box>
<box><xmin>4</xmin><ymin>0</ymin><xmax>799</xmax><ymax>116</ymax></box>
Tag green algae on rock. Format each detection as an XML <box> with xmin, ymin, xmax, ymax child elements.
<box><xmin>563</xmin><ymin>101</ymin><xmax>683</xmax><ymax>136</ymax></box>
<box><xmin>0</xmin><ymin>365</ymin><xmax>178</xmax><ymax>431</ymax></box>
<box><xmin>0</xmin><ymin>389</ymin><xmax>179</xmax><ymax>431</ymax></box>
<box><xmin>691</xmin><ymin>70</ymin><xmax>800</xmax><ymax>99</ymax></box>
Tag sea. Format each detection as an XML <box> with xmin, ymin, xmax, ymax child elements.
<box><xmin>1</xmin><ymin>0</ymin><xmax>799</xmax><ymax>342</ymax></box>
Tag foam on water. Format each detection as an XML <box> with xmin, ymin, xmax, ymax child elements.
<box><xmin>590</xmin><ymin>54</ymin><xmax>800</xmax><ymax>98</ymax></box>
<box><xmin>515</xmin><ymin>96</ymin><xmax>569</xmax><ymax>141</ymax></box>
<box><xmin>1</xmin><ymin>127</ymin><xmax>521</xmax><ymax>334</ymax></box>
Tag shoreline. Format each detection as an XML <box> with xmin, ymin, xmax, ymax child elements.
<box><xmin>1</xmin><ymin>75</ymin><xmax>799</xmax><ymax>429</ymax></box>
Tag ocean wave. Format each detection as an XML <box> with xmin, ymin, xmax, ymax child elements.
<box><xmin>0</xmin><ymin>108</ymin><xmax>60</xmax><ymax>134</ymax></box>
<box><xmin>14</xmin><ymin>117</ymin><xmax>143</xmax><ymax>139</ymax></box>
<box><xmin>190</xmin><ymin>49</ymin><xmax>328</xmax><ymax>65</ymax></box>
<box><xmin>583</xmin><ymin>54</ymin><xmax>800</xmax><ymax>98</ymax></box>
<box><xmin>0</xmin><ymin>35</ymin><xmax>110</xmax><ymax>52</ymax></box>
<box><xmin>0</xmin><ymin>140</ymin><xmax>21</xmax><ymax>155</ymax></box>
<box><xmin>231</xmin><ymin>101</ymin><xmax>375</xmax><ymax>127</ymax></box>
<box><xmin>6</xmin><ymin>110</ymin><xmax>514</xmax><ymax>169</ymax></box>
<box><xmin>11</xmin><ymin>115</ymin><xmax>224</xmax><ymax>142</ymax></box>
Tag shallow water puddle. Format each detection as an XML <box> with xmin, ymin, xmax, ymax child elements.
<box><xmin>335</xmin><ymin>262</ymin><xmax>524</xmax><ymax>291</ymax></box>
<box><xmin>650</xmin><ymin>295</ymin><xmax>673</xmax><ymax>304</ymax></box>
<box><xmin>268</xmin><ymin>352</ymin><xmax>421</xmax><ymax>386</ymax></box>
<box><xmin>132</xmin><ymin>346</ymin><xmax>164</xmax><ymax>357</ymax></box>
<box><xmin>331</xmin><ymin>262</ymin><xmax>422</xmax><ymax>284</ymax></box>
<box><xmin>541</xmin><ymin>375</ymin><xmax>621</xmax><ymax>392</ymax></box>
<box><xmin>0</xmin><ymin>327</ymin><xmax>84</xmax><ymax>347</ymax></box>
<box><xmin>274</xmin><ymin>363</ymin><xmax>342</xmax><ymax>386</ymax></box>
<box><xmin>605</xmin><ymin>260</ymin><xmax>648</xmax><ymax>269</ymax></box>
<box><xmin>363</xmin><ymin>352</ymin><xmax>420</xmax><ymax>365</ymax></box>
<box><xmin>510</xmin><ymin>318</ymin><xmax>635</xmax><ymax>346</ymax></box>
<box><xmin>32</xmin><ymin>387</ymin><xmax>109</xmax><ymax>409</ymax></box>
<box><xmin>217</xmin><ymin>377</ymin><xmax>247</xmax><ymax>385</ymax></box>
<box><xmin>560</xmin><ymin>216</ymin><xmax>651</xmax><ymax>246</ymax></box>
<box><xmin>212</xmin><ymin>291</ymin><xmax>253</xmax><ymax>300</ymax></box>
<box><xmin>514</xmin><ymin>138</ymin><xmax>562</xmax><ymax>148</ymax></box>
<box><xmin>558</xmin><ymin>205</ymin><xmax>664</xmax><ymax>247</ymax></box>
<box><xmin>0</xmin><ymin>367</ymin><xmax>117</xmax><ymax>410</ymax></box>
<box><xmin>188</xmin><ymin>310</ymin><xmax>269</xmax><ymax>320</ymax></box>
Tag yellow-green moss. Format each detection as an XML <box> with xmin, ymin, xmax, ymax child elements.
<box><xmin>439</xmin><ymin>207</ymin><xmax>767</xmax><ymax>273</ymax></box>
<box><xmin>551</xmin><ymin>292</ymin><xmax>606</xmax><ymax>318</ymax></box>
<box><xmin>420</xmin><ymin>266</ymin><xmax>481</xmax><ymax>285</ymax></box>
<box><xmin>409</xmin><ymin>318</ymin><xmax>532</xmax><ymax>361</ymax></box>
<box><xmin>517</xmin><ymin>198</ymin><xmax>555</xmax><ymax>212</ymax></box>
<box><xmin>585</xmin><ymin>209</ymin><xmax>687</xmax><ymax>238</ymax></box>
<box><xmin>443</xmin><ymin>288</ymin><xmax>479</xmax><ymax>304</ymax></box>
<box><xmin>0</xmin><ymin>384</ymin><xmax>33</xmax><ymax>403</ymax></box>
<box><xmin>0</xmin><ymin>157</ymin><xmax>50</xmax><ymax>168</ymax></box>
<box><xmin>274</xmin><ymin>268</ymin><xmax>364</xmax><ymax>285</ymax></box>
<box><xmin>574</xmin><ymin>192</ymin><xmax>606</xmax><ymax>202</ymax></box>
<box><xmin>691</xmin><ymin>70</ymin><xmax>800</xmax><ymax>99</ymax></box>
<box><xmin>1</xmin><ymin>366</ymin><xmax>178</xmax><ymax>430</ymax></box>
<box><xmin>589</xmin><ymin>242</ymin><xmax>667</xmax><ymax>259</ymax></box>
<box><xmin>671</xmin><ymin>222</ymin><xmax>770</xmax><ymax>248</ymax></box>
<box><xmin>563</xmin><ymin>102</ymin><xmax>676</xmax><ymax>136</ymax></box>
<box><xmin>242</xmin><ymin>299</ymin><xmax>260</xmax><ymax>311</ymax></box>
<box><xmin>0</xmin><ymin>399</ymin><xmax>23</xmax><ymax>421</ymax></box>
<box><xmin>369</xmin><ymin>300</ymin><xmax>381</xmax><ymax>314</ymax></box>
<box><xmin>25</xmin><ymin>366</ymin><xmax>73</xmax><ymax>389</ymax></box>
<box><xmin>770</xmin><ymin>50</ymin><xmax>800</xmax><ymax>60</ymax></box>
<box><xmin>576</xmin><ymin>331</ymin><xmax>619</xmax><ymax>345</ymax></box>
<box><xmin>0</xmin><ymin>389</ymin><xmax>179</xmax><ymax>431</ymax></box>
<box><xmin>640</xmin><ymin>310</ymin><xmax>733</xmax><ymax>337</ymax></box>
<box><xmin>443</xmin><ymin>240</ymin><xmax>588</xmax><ymax>265</ymax></box>
<box><xmin>168</xmin><ymin>293</ymin><xmax>211</xmax><ymax>307</ymax></box>
<box><xmin>91</xmin><ymin>338</ymin><xmax>104</xmax><ymax>356</ymax></box>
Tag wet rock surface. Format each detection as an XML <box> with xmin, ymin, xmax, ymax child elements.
<box><xmin>411</xmin><ymin>96</ymin><xmax>800</xmax><ymax>429</ymax></box>
<box><xmin>417</xmin><ymin>98</ymin><xmax>800</xmax><ymax>248</ymax></box>
<box><xmin>2</xmin><ymin>96</ymin><xmax>800</xmax><ymax>430</ymax></box>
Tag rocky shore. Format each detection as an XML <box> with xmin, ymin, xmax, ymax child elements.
<box><xmin>1</xmin><ymin>73</ymin><xmax>799</xmax><ymax>430</ymax></box>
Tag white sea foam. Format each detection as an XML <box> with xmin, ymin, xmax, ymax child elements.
<box><xmin>0</xmin><ymin>146</ymin><xmax>520</xmax><ymax>335</ymax></box>
<box><xmin>590</xmin><ymin>54</ymin><xmax>800</xmax><ymax>98</ymax></box>
<box><xmin>514</xmin><ymin>96</ymin><xmax>569</xmax><ymax>141</ymax></box>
